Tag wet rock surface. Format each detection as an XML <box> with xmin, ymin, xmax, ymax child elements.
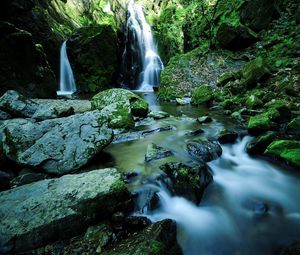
<box><xmin>187</xmin><ymin>139</ymin><xmax>223</xmax><ymax>162</ymax></box>
<box><xmin>0</xmin><ymin>110</ymin><xmax>113</xmax><ymax>175</ymax></box>
<box><xmin>160</xmin><ymin>162</ymin><xmax>213</xmax><ymax>204</ymax></box>
<box><xmin>0</xmin><ymin>168</ymin><xmax>131</xmax><ymax>254</ymax></box>
<box><xmin>145</xmin><ymin>143</ymin><xmax>173</xmax><ymax>162</ymax></box>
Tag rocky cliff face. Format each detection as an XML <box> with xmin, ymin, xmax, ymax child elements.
<box><xmin>0</xmin><ymin>0</ymin><xmax>127</xmax><ymax>97</ymax></box>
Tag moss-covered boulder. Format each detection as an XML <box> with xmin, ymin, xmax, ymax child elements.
<box><xmin>216</xmin><ymin>23</ymin><xmax>257</xmax><ymax>50</ymax></box>
<box><xmin>265</xmin><ymin>99</ymin><xmax>292</xmax><ymax>123</ymax></box>
<box><xmin>69</xmin><ymin>25</ymin><xmax>118</xmax><ymax>93</ymax></box>
<box><xmin>245</xmin><ymin>94</ymin><xmax>263</xmax><ymax>109</ymax></box>
<box><xmin>264</xmin><ymin>140</ymin><xmax>300</xmax><ymax>167</ymax></box>
<box><xmin>247</xmin><ymin>131</ymin><xmax>277</xmax><ymax>155</ymax></box>
<box><xmin>242</xmin><ymin>57</ymin><xmax>270</xmax><ymax>88</ymax></box>
<box><xmin>217</xmin><ymin>71</ymin><xmax>241</xmax><ymax>87</ymax></box>
<box><xmin>248</xmin><ymin>109</ymin><xmax>280</xmax><ymax>135</ymax></box>
<box><xmin>160</xmin><ymin>162</ymin><xmax>212</xmax><ymax>205</ymax></box>
<box><xmin>91</xmin><ymin>89</ymin><xmax>148</xmax><ymax>129</ymax></box>
<box><xmin>191</xmin><ymin>85</ymin><xmax>214</xmax><ymax>105</ymax></box>
<box><xmin>286</xmin><ymin>117</ymin><xmax>300</xmax><ymax>136</ymax></box>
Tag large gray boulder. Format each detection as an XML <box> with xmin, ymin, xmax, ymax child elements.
<box><xmin>0</xmin><ymin>168</ymin><xmax>131</xmax><ymax>254</ymax></box>
<box><xmin>0</xmin><ymin>90</ymin><xmax>62</xmax><ymax>120</ymax></box>
<box><xmin>0</xmin><ymin>110</ymin><xmax>113</xmax><ymax>174</ymax></box>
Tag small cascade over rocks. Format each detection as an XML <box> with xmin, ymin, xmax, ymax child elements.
<box><xmin>57</xmin><ymin>40</ymin><xmax>77</xmax><ymax>96</ymax></box>
<box><xmin>120</xmin><ymin>0</ymin><xmax>164</xmax><ymax>91</ymax></box>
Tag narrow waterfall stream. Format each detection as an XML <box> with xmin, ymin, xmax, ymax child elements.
<box><xmin>103</xmin><ymin>92</ymin><xmax>300</xmax><ymax>255</ymax></box>
<box><xmin>120</xmin><ymin>0</ymin><xmax>164</xmax><ymax>91</ymax></box>
<box><xmin>57</xmin><ymin>40</ymin><xmax>77</xmax><ymax>96</ymax></box>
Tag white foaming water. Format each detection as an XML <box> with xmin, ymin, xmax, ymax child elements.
<box><xmin>57</xmin><ymin>41</ymin><xmax>76</xmax><ymax>96</ymax></box>
<box><xmin>127</xmin><ymin>0</ymin><xmax>164</xmax><ymax>91</ymax></box>
<box><xmin>146</xmin><ymin>136</ymin><xmax>300</xmax><ymax>255</ymax></box>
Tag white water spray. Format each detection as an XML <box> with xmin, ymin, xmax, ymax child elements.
<box><xmin>57</xmin><ymin>40</ymin><xmax>76</xmax><ymax>96</ymax></box>
<box><xmin>126</xmin><ymin>0</ymin><xmax>164</xmax><ymax>91</ymax></box>
<box><xmin>145</xmin><ymin>136</ymin><xmax>300</xmax><ymax>255</ymax></box>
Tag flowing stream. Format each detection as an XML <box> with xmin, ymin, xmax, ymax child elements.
<box><xmin>101</xmin><ymin>92</ymin><xmax>300</xmax><ymax>255</ymax></box>
<box><xmin>57</xmin><ymin>40</ymin><xmax>77</xmax><ymax>96</ymax></box>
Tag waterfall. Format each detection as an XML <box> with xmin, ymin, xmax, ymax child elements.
<box><xmin>57</xmin><ymin>40</ymin><xmax>76</xmax><ymax>96</ymax></box>
<box><xmin>120</xmin><ymin>0</ymin><xmax>164</xmax><ymax>91</ymax></box>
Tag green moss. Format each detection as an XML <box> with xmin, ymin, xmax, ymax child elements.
<box><xmin>242</xmin><ymin>57</ymin><xmax>270</xmax><ymax>88</ymax></box>
<box><xmin>245</xmin><ymin>94</ymin><xmax>263</xmax><ymax>109</ymax></box>
<box><xmin>110</xmin><ymin>179</ymin><xmax>127</xmax><ymax>193</ymax></box>
<box><xmin>108</xmin><ymin>105</ymin><xmax>135</xmax><ymax>130</ymax></box>
<box><xmin>149</xmin><ymin>240</ymin><xmax>165</xmax><ymax>255</ymax></box>
<box><xmin>286</xmin><ymin>117</ymin><xmax>300</xmax><ymax>136</ymax></box>
<box><xmin>265</xmin><ymin>140</ymin><xmax>300</xmax><ymax>167</ymax></box>
<box><xmin>178</xmin><ymin>168</ymin><xmax>189</xmax><ymax>176</ymax></box>
<box><xmin>217</xmin><ymin>71</ymin><xmax>240</xmax><ymax>87</ymax></box>
<box><xmin>248</xmin><ymin>114</ymin><xmax>270</xmax><ymax>132</ymax></box>
<box><xmin>191</xmin><ymin>85</ymin><xmax>214</xmax><ymax>105</ymax></box>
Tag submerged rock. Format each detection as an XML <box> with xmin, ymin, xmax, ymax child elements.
<box><xmin>217</xmin><ymin>129</ymin><xmax>238</xmax><ymax>144</ymax></box>
<box><xmin>113</xmin><ymin>126</ymin><xmax>175</xmax><ymax>144</ymax></box>
<box><xmin>102</xmin><ymin>219</ymin><xmax>182</xmax><ymax>255</ymax></box>
<box><xmin>145</xmin><ymin>143</ymin><xmax>173</xmax><ymax>162</ymax></box>
<box><xmin>160</xmin><ymin>162</ymin><xmax>212</xmax><ymax>204</ymax></box>
<box><xmin>0</xmin><ymin>168</ymin><xmax>131</xmax><ymax>254</ymax></box>
<box><xmin>197</xmin><ymin>116</ymin><xmax>213</xmax><ymax>124</ymax></box>
<box><xmin>187</xmin><ymin>139</ymin><xmax>222</xmax><ymax>162</ymax></box>
<box><xmin>176</xmin><ymin>97</ymin><xmax>190</xmax><ymax>105</ymax></box>
<box><xmin>148</xmin><ymin>111</ymin><xmax>170</xmax><ymax>120</ymax></box>
<box><xmin>264</xmin><ymin>140</ymin><xmax>300</xmax><ymax>167</ymax></box>
<box><xmin>0</xmin><ymin>110</ymin><xmax>113</xmax><ymax>175</ymax></box>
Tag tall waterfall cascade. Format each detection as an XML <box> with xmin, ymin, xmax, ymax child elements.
<box><xmin>57</xmin><ymin>40</ymin><xmax>77</xmax><ymax>96</ymax></box>
<box><xmin>121</xmin><ymin>0</ymin><xmax>164</xmax><ymax>91</ymax></box>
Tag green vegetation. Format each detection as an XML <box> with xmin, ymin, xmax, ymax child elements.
<box><xmin>265</xmin><ymin>140</ymin><xmax>300</xmax><ymax>167</ymax></box>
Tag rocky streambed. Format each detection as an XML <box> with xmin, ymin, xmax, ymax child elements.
<box><xmin>0</xmin><ymin>89</ymin><xmax>299</xmax><ymax>255</ymax></box>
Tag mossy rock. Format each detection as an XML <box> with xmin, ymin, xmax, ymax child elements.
<box><xmin>248</xmin><ymin>109</ymin><xmax>280</xmax><ymax>135</ymax></box>
<box><xmin>247</xmin><ymin>131</ymin><xmax>277</xmax><ymax>155</ymax></box>
<box><xmin>223</xmin><ymin>80</ymin><xmax>246</xmax><ymax>95</ymax></box>
<box><xmin>191</xmin><ymin>85</ymin><xmax>214</xmax><ymax>105</ymax></box>
<box><xmin>245</xmin><ymin>94</ymin><xmax>263</xmax><ymax>109</ymax></box>
<box><xmin>242</xmin><ymin>57</ymin><xmax>270</xmax><ymax>88</ymax></box>
<box><xmin>264</xmin><ymin>140</ymin><xmax>300</xmax><ymax>167</ymax></box>
<box><xmin>69</xmin><ymin>24</ymin><xmax>118</xmax><ymax>93</ymax></box>
<box><xmin>265</xmin><ymin>99</ymin><xmax>292</xmax><ymax>123</ymax></box>
<box><xmin>217</xmin><ymin>71</ymin><xmax>241</xmax><ymax>87</ymax></box>
<box><xmin>286</xmin><ymin>117</ymin><xmax>300</xmax><ymax>137</ymax></box>
<box><xmin>91</xmin><ymin>89</ymin><xmax>148</xmax><ymax>130</ymax></box>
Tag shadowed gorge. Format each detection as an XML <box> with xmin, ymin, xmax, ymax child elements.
<box><xmin>0</xmin><ymin>0</ymin><xmax>300</xmax><ymax>255</ymax></box>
